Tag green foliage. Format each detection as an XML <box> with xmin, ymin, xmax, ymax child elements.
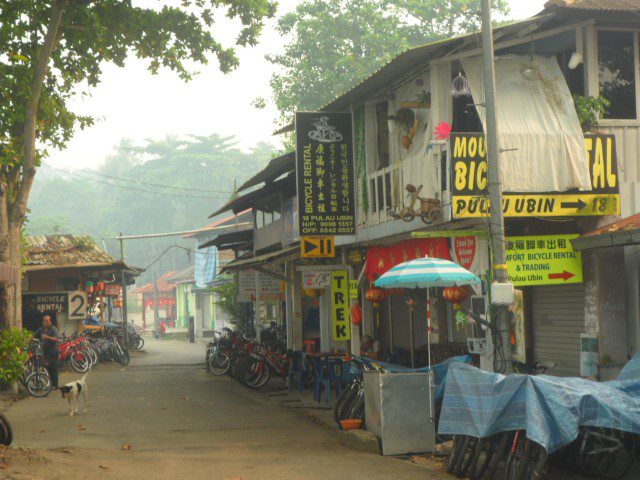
<box><xmin>573</xmin><ymin>95</ymin><xmax>610</xmax><ymax>132</ymax></box>
<box><xmin>27</xmin><ymin>134</ymin><xmax>274</xmax><ymax>283</ymax></box>
<box><xmin>0</xmin><ymin>328</ymin><xmax>30</xmax><ymax>385</ymax></box>
<box><xmin>266</xmin><ymin>0</ymin><xmax>509</xmax><ymax>125</ymax></box>
<box><xmin>1</xmin><ymin>0</ymin><xmax>276</xmax><ymax>167</ymax></box>
<box><xmin>213</xmin><ymin>280</ymin><xmax>239</xmax><ymax>320</ymax></box>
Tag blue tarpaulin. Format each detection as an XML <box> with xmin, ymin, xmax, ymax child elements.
<box><xmin>438</xmin><ymin>354</ymin><xmax>640</xmax><ymax>453</ymax></box>
<box><xmin>354</xmin><ymin>354</ymin><xmax>472</xmax><ymax>401</ymax></box>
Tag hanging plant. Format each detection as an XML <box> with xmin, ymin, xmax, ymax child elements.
<box><xmin>573</xmin><ymin>95</ymin><xmax>610</xmax><ymax>132</ymax></box>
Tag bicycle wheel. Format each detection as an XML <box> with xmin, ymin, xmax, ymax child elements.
<box><xmin>505</xmin><ymin>434</ymin><xmax>534</xmax><ymax>480</ymax></box>
<box><xmin>347</xmin><ymin>391</ymin><xmax>365</xmax><ymax>420</ymax></box>
<box><xmin>71</xmin><ymin>351</ymin><xmax>90</xmax><ymax>373</ymax></box>
<box><xmin>468</xmin><ymin>437</ymin><xmax>495</xmax><ymax>480</ymax></box>
<box><xmin>135</xmin><ymin>337</ymin><xmax>144</xmax><ymax>350</ymax></box>
<box><xmin>334</xmin><ymin>384</ymin><xmax>357</xmax><ymax>425</ymax></box>
<box><xmin>447</xmin><ymin>435</ymin><xmax>465</xmax><ymax>474</ymax></box>
<box><xmin>26</xmin><ymin>370</ymin><xmax>52</xmax><ymax>397</ymax></box>
<box><xmin>208</xmin><ymin>352</ymin><xmax>231</xmax><ymax>376</ymax></box>
<box><xmin>592</xmin><ymin>429</ymin><xmax>637</xmax><ymax>479</ymax></box>
<box><xmin>243</xmin><ymin>360</ymin><xmax>270</xmax><ymax>389</ymax></box>
<box><xmin>0</xmin><ymin>412</ymin><xmax>12</xmax><ymax>446</ymax></box>
<box><xmin>454</xmin><ymin>435</ymin><xmax>479</xmax><ymax>478</ymax></box>
<box><xmin>484</xmin><ymin>431</ymin><xmax>512</xmax><ymax>480</ymax></box>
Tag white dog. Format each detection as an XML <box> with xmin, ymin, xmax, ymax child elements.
<box><xmin>60</xmin><ymin>374</ymin><xmax>88</xmax><ymax>416</ymax></box>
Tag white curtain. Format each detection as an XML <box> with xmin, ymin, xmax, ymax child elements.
<box><xmin>461</xmin><ymin>54</ymin><xmax>591</xmax><ymax>192</ymax></box>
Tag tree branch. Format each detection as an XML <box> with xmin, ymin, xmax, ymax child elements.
<box><xmin>10</xmin><ymin>0</ymin><xmax>68</xmax><ymax>224</ymax></box>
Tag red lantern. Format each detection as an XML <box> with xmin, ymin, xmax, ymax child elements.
<box><xmin>365</xmin><ymin>286</ymin><xmax>386</xmax><ymax>308</ymax></box>
<box><xmin>97</xmin><ymin>281</ymin><xmax>105</xmax><ymax>292</ymax></box>
<box><xmin>350</xmin><ymin>303</ymin><xmax>362</xmax><ymax>326</ymax></box>
<box><xmin>443</xmin><ymin>286</ymin><xmax>469</xmax><ymax>309</ymax></box>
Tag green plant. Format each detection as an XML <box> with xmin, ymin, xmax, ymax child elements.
<box><xmin>213</xmin><ymin>280</ymin><xmax>239</xmax><ymax>321</ymax></box>
<box><xmin>417</xmin><ymin>90</ymin><xmax>431</xmax><ymax>105</ymax></box>
<box><xmin>0</xmin><ymin>328</ymin><xmax>30</xmax><ymax>386</ymax></box>
<box><xmin>573</xmin><ymin>95</ymin><xmax>610</xmax><ymax>132</ymax></box>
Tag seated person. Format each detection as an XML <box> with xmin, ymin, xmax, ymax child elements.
<box><xmin>360</xmin><ymin>334</ymin><xmax>381</xmax><ymax>360</ymax></box>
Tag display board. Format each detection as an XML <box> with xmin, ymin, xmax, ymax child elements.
<box><xmin>451</xmin><ymin>133</ymin><xmax>620</xmax><ymax>218</ymax></box>
<box><xmin>296</xmin><ymin>112</ymin><xmax>356</xmax><ymax>235</ymax></box>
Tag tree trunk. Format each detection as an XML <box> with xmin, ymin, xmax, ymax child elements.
<box><xmin>0</xmin><ymin>1</ymin><xmax>67</xmax><ymax>330</ymax></box>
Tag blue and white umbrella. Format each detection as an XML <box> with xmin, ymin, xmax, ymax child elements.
<box><xmin>373</xmin><ymin>256</ymin><xmax>480</xmax><ymax>289</ymax></box>
<box><xmin>373</xmin><ymin>256</ymin><xmax>480</xmax><ymax>419</ymax></box>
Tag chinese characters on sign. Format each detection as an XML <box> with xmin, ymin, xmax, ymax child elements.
<box><xmin>505</xmin><ymin>234</ymin><xmax>583</xmax><ymax>286</ymax></box>
<box><xmin>237</xmin><ymin>270</ymin><xmax>284</xmax><ymax>302</ymax></box>
<box><xmin>450</xmin><ymin>133</ymin><xmax>620</xmax><ymax>218</ymax></box>
<box><xmin>295</xmin><ymin>112</ymin><xmax>356</xmax><ymax>235</ymax></box>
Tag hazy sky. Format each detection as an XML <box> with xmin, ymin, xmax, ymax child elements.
<box><xmin>47</xmin><ymin>0</ymin><xmax>548</xmax><ymax>169</ymax></box>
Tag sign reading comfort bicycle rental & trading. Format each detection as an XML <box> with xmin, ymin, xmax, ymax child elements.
<box><xmin>451</xmin><ymin>133</ymin><xmax>620</xmax><ymax>218</ymax></box>
<box><xmin>295</xmin><ymin>112</ymin><xmax>356</xmax><ymax>236</ymax></box>
<box><xmin>505</xmin><ymin>234</ymin><xmax>583</xmax><ymax>286</ymax></box>
<box><xmin>331</xmin><ymin>270</ymin><xmax>351</xmax><ymax>341</ymax></box>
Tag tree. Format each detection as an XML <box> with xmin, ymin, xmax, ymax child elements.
<box><xmin>0</xmin><ymin>0</ymin><xmax>276</xmax><ymax>329</ymax></box>
<box><xmin>265</xmin><ymin>0</ymin><xmax>509</xmax><ymax>125</ymax></box>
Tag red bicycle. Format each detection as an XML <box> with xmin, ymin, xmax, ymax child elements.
<box><xmin>58</xmin><ymin>334</ymin><xmax>91</xmax><ymax>373</ymax></box>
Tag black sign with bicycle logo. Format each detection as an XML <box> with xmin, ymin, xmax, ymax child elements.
<box><xmin>295</xmin><ymin>112</ymin><xmax>356</xmax><ymax>236</ymax></box>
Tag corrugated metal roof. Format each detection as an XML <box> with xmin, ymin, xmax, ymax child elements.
<box><xmin>165</xmin><ymin>265</ymin><xmax>195</xmax><ymax>284</ymax></box>
<box><xmin>183</xmin><ymin>209</ymin><xmax>253</xmax><ymax>239</ymax></box>
<box><xmin>274</xmin><ymin>15</ymin><xmax>553</xmax><ymax>135</ymax></box>
<box><xmin>584</xmin><ymin>213</ymin><xmax>640</xmax><ymax>236</ymax></box>
<box><xmin>25</xmin><ymin>235</ymin><xmax>114</xmax><ymax>267</ymax></box>
<box><xmin>236</xmin><ymin>152</ymin><xmax>295</xmax><ymax>193</ymax></box>
<box><xmin>545</xmin><ymin>0</ymin><xmax>640</xmax><ymax>12</ymax></box>
<box><xmin>220</xmin><ymin>245</ymin><xmax>299</xmax><ymax>273</ymax></box>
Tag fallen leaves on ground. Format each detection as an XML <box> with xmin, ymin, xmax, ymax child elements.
<box><xmin>99</xmin><ymin>465</ymin><xmax>109</xmax><ymax>470</ymax></box>
<box><xmin>77</xmin><ymin>425</ymin><xmax>86</xmax><ymax>431</ymax></box>
<box><xmin>121</xmin><ymin>443</ymin><xmax>132</xmax><ymax>451</ymax></box>
<box><xmin>182</xmin><ymin>396</ymin><xmax>189</xmax><ymax>400</ymax></box>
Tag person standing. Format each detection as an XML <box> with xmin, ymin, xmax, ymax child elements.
<box><xmin>34</xmin><ymin>315</ymin><xmax>60</xmax><ymax>389</ymax></box>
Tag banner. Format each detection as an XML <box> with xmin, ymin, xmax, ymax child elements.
<box><xmin>296</xmin><ymin>112</ymin><xmax>356</xmax><ymax>235</ymax></box>
<box><xmin>505</xmin><ymin>234</ymin><xmax>583</xmax><ymax>286</ymax></box>
<box><xmin>331</xmin><ymin>270</ymin><xmax>351</xmax><ymax>341</ymax></box>
<box><xmin>451</xmin><ymin>133</ymin><xmax>620</xmax><ymax>218</ymax></box>
<box><xmin>364</xmin><ymin>238</ymin><xmax>451</xmax><ymax>282</ymax></box>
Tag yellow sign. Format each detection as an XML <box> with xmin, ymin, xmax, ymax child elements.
<box><xmin>451</xmin><ymin>133</ymin><xmax>620</xmax><ymax>218</ymax></box>
<box><xmin>453</xmin><ymin>194</ymin><xmax>620</xmax><ymax>218</ymax></box>
<box><xmin>301</xmin><ymin>236</ymin><xmax>335</xmax><ymax>258</ymax></box>
<box><xmin>506</xmin><ymin>234</ymin><xmax>583</xmax><ymax>286</ymax></box>
<box><xmin>331</xmin><ymin>271</ymin><xmax>351</xmax><ymax>341</ymax></box>
<box><xmin>349</xmin><ymin>280</ymin><xmax>358</xmax><ymax>300</ymax></box>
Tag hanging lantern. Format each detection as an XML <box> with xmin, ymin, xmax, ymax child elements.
<box><xmin>350</xmin><ymin>303</ymin><xmax>362</xmax><ymax>326</ymax></box>
<box><xmin>86</xmin><ymin>281</ymin><xmax>94</xmax><ymax>294</ymax></box>
<box><xmin>443</xmin><ymin>286</ymin><xmax>469</xmax><ymax>310</ymax></box>
<box><xmin>97</xmin><ymin>281</ymin><xmax>105</xmax><ymax>292</ymax></box>
<box><xmin>365</xmin><ymin>286</ymin><xmax>386</xmax><ymax>308</ymax></box>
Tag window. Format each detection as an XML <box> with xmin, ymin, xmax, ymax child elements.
<box><xmin>375</xmin><ymin>102</ymin><xmax>390</xmax><ymax>169</ymax></box>
<box><xmin>598</xmin><ymin>31</ymin><xmax>636</xmax><ymax>120</ymax></box>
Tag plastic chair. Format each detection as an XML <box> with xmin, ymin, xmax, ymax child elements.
<box><xmin>287</xmin><ymin>351</ymin><xmax>306</xmax><ymax>394</ymax></box>
<box><xmin>302</xmin><ymin>339</ymin><xmax>317</xmax><ymax>353</ymax></box>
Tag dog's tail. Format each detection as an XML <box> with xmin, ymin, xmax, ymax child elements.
<box><xmin>80</xmin><ymin>373</ymin><xmax>89</xmax><ymax>383</ymax></box>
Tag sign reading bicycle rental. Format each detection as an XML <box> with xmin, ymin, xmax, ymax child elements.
<box><xmin>506</xmin><ymin>234</ymin><xmax>583</xmax><ymax>286</ymax></box>
<box><xmin>451</xmin><ymin>133</ymin><xmax>620</xmax><ymax>218</ymax></box>
<box><xmin>295</xmin><ymin>112</ymin><xmax>356</xmax><ymax>236</ymax></box>
<box><xmin>331</xmin><ymin>270</ymin><xmax>351</xmax><ymax>341</ymax></box>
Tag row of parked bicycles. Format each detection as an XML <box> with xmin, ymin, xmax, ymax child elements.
<box><xmin>205</xmin><ymin>327</ymin><xmax>290</xmax><ymax>389</ymax></box>
<box><xmin>446</xmin><ymin>427</ymin><xmax>636</xmax><ymax>480</ymax></box>
<box><xmin>21</xmin><ymin>325</ymin><xmax>143</xmax><ymax>397</ymax></box>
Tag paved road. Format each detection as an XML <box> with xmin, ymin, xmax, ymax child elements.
<box><xmin>3</xmin><ymin>339</ymin><xmax>444</xmax><ymax>480</ymax></box>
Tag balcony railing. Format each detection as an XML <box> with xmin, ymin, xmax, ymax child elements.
<box><xmin>367</xmin><ymin>163</ymin><xmax>403</xmax><ymax>225</ymax></box>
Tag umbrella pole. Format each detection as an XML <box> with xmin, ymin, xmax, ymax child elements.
<box><xmin>409</xmin><ymin>292</ymin><xmax>415</xmax><ymax>368</ymax></box>
<box><xmin>427</xmin><ymin>288</ymin><xmax>433</xmax><ymax>421</ymax></box>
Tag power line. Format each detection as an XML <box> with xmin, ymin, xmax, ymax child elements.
<box><xmin>48</xmin><ymin>167</ymin><xmax>229</xmax><ymax>199</ymax></box>
<box><xmin>43</xmin><ymin>164</ymin><xmax>231</xmax><ymax>199</ymax></box>
<box><xmin>75</xmin><ymin>167</ymin><xmax>233</xmax><ymax>194</ymax></box>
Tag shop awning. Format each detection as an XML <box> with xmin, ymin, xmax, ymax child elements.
<box><xmin>220</xmin><ymin>245</ymin><xmax>299</xmax><ymax>274</ymax></box>
<box><xmin>236</xmin><ymin>152</ymin><xmax>295</xmax><ymax>194</ymax></box>
<box><xmin>198</xmin><ymin>228</ymin><xmax>253</xmax><ymax>250</ymax></box>
<box><xmin>571</xmin><ymin>213</ymin><xmax>640</xmax><ymax>251</ymax></box>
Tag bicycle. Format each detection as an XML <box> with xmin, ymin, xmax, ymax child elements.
<box><xmin>58</xmin><ymin>334</ymin><xmax>91</xmax><ymax>373</ymax></box>
<box><xmin>23</xmin><ymin>340</ymin><xmax>52</xmax><ymax>397</ymax></box>
<box><xmin>205</xmin><ymin>331</ymin><xmax>231</xmax><ymax>376</ymax></box>
<box><xmin>0</xmin><ymin>412</ymin><xmax>12</xmax><ymax>446</ymax></box>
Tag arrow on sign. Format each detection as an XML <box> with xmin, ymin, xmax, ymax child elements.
<box><xmin>548</xmin><ymin>270</ymin><xmax>575</xmax><ymax>281</ymax></box>
<box><xmin>560</xmin><ymin>199</ymin><xmax>587</xmax><ymax>211</ymax></box>
<box><xmin>303</xmin><ymin>240</ymin><xmax>317</xmax><ymax>255</ymax></box>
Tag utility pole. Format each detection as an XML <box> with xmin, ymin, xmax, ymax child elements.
<box><xmin>153</xmin><ymin>271</ymin><xmax>160</xmax><ymax>337</ymax></box>
<box><xmin>119</xmin><ymin>232</ymin><xmax>129</xmax><ymax>349</ymax></box>
<box><xmin>481</xmin><ymin>0</ymin><xmax>510</xmax><ymax>373</ymax></box>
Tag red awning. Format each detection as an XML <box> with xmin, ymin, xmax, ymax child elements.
<box><xmin>364</xmin><ymin>238</ymin><xmax>451</xmax><ymax>282</ymax></box>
